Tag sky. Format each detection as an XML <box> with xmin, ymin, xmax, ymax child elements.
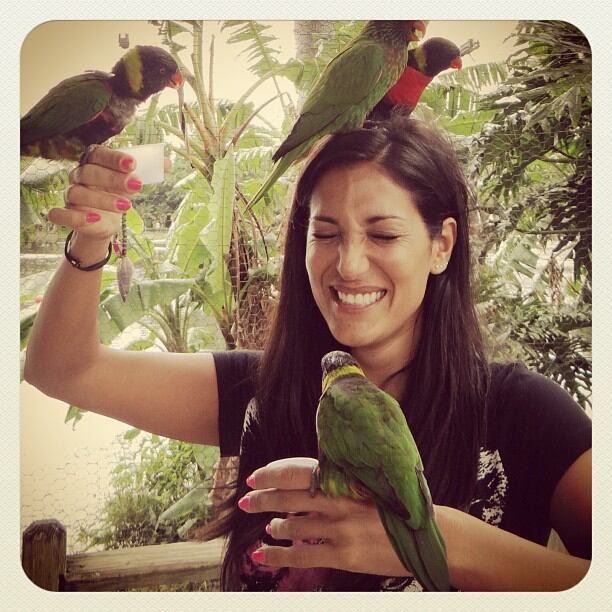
<box><xmin>21</xmin><ymin>20</ymin><xmax>519</xmax><ymax>126</ymax></box>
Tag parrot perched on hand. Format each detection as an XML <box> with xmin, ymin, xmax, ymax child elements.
<box><xmin>367</xmin><ymin>37</ymin><xmax>462</xmax><ymax>121</ymax></box>
<box><xmin>245</xmin><ymin>20</ymin><xmax>426</xmax><ymax>210</ymax></box>
<box><xmin>314</xmin><ymin>350</ymin><xmax>450</xmax><ymax>592</ymax></box>
<box><xmin>20</xmin><ymin>45</ymin><xmax>183</xmax><ymax>161</ymax></box>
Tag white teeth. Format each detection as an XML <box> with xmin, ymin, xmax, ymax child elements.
<box><xmin>336</xmin><ymin>290</ymin><xmax>385</xmax><ymax>306</ymax></box>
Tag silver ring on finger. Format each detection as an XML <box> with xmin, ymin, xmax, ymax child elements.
<box><xmin>68</xmin><ymin>165</ymin><xmax>82</xmax><ymax>185</ymax></box>
<box><xmin>63</xmin><ymin>184</ymin><xmax>75</xmax><ymax>206</ymax></box>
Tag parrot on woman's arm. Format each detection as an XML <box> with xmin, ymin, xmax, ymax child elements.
<box><xmin>21</xmin><ymin>45</ymin><xmax>183</xmax><ymax>161</ymax></box>
<box><xmin>245</xmin><ymin>20</ymin><xmax>426</xmax><ymax>210</ymax></box>
<box><xmin>314</xmin><ymin>350</ymin><xmax>451</xmax><ymax>591</ymax></box>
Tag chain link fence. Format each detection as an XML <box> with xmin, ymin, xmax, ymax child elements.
<box><xmin>21</xmin><ymin>442</ymin><xmax>128</xmax><ymax>554</ymax></box>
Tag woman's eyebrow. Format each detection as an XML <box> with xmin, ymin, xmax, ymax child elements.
<box><xmin>311</xmin><ymin>215</ymin><xmax>338</xmax><ymax>224</ymax></box>
<box><xmin>366</xmin><ymin>215</ymin><xmax>405</xmax><ymax>223</ymax></box>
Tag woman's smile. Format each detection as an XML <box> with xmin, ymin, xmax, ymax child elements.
<box><xmin>331</xmin><ymin>286</ymin><xmax>387</xmax><ymax>310</ymax></box>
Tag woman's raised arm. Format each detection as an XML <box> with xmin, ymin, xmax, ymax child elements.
<box><xmin>24</xmin><ymin>146</ymin><xmax>220</xmax><ymax>445</ymax></box>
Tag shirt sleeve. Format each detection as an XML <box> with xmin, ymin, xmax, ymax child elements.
<box><xmin>493</xmin><ymin>362</ymin><xmax>591</xmax><ymax>534</ymax></box>
<box><xmin>212</xmin><ymin>350</ymin><xmax>261</xmax><ymax>457</ymax></box>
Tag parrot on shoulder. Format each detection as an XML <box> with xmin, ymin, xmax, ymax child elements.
<box><xmin>368</xmin><ymin>36</ymin><xmax>463</xmax><ymax>120</ymax></box>
<box><xmin>21</xmin><ymin>45</ymin><xmax>183</xmax><ymax>161</ymax></box>
<box><xmin>314</xmin><ymin>350</ymin><xmax>450</xmax><ymax>592</ymax></box>
<box><xmin>245</xmin><ymin>20</ymin><xmax>426</xmax><ymax>210</ymax></box>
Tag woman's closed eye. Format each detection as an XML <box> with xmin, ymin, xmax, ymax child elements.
<box><xmin>311</xmin><ymin>232</ymin><xmax>338</xmax><ymax>240</ymax></box>
<box><xmin>369</xmin><ymin>233</ymin><xmax>400</xmax><ymax>242</ymax></box>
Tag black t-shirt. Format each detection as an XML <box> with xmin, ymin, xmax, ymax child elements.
<box><xmin>212</xmin><ymin>350</ymin><xmax>591</xmax><ymax>591</ymax></box>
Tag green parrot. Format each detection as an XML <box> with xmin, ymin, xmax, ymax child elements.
<box><xmin>245</xmin><ymin>20</ymin><xmax>426</xmax><ymax>210</ymax></box>
<box><xmin>314</xmin><ymin>350</ymin><xmax>451</xmax><ymax>591</ymax></box>
<box><xmin>367</xmin><ymin>37</ymin><xmax>463</xmax><ymax>120</ymax></box>
<box><xmin>21</xmin><ymin>45</ymin><xmax>183</xmax><ymax>161</ymax></box>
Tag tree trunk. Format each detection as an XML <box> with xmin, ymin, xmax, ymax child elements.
<box><xmin>293</xmin><ymin>20</ymin><xmax>335</xmax><ymax>103</ymax></box>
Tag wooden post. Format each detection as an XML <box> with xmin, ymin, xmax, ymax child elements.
<box><xmin>22</xmin><ymin>519</ymin><xmax>67</xmax><ymax>591</ymax></box>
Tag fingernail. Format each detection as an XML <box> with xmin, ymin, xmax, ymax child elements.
<box><xmin>116</xmin><ymin>198</ymin><xmax>131</xmax><ymax>211</ymax></box>
<box><xmin>238</xmin><ymin>495</ymin><xmax>250</xmax><ymax>511</ymax></box>
<box><xmin>246</xmin><ymin>474</ymin><xmax>255</xmax><ymax>488</ymax></box>
<box><xmin>250</xmin><ymin>549</ymin><xmax>265</xmax><ymax>563</ymax></box>
<box><xmin>265</xmin><ymin>523</ymin><xmax>272</xmax><ymax>535</ymax></box>
<box><xmin>86</xmin><ymin>212</ymin><xmax>101</xmax><ymax>223</ymax></box>
<box><xmin>127</xmin><ymin>177</ymin><xmax>142</xmax><ymax>191</ymax></box>
<box><xmin>120</xmin><ymin>157</ymin><xmax>134</xmax><ymax>172</ymax></box>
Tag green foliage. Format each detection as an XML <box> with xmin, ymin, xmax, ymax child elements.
<box><xmin>150</xmin><ymin>20</ymin><xmax>286</xmax><ymax>350</ymax></box>
<box><xmin>469</xmin><ymin>20</ymin><xmax>591</xmax><ymax>409</ymax></box>
<box><xmin>222</xmin><ymin>21</ymin><xmax>282</xmax><ymax>78</ymax></box>
<box><xmin>78</xmin><ymin>433</ymin><xmax>219</xmax><ymax>550</ymax></box>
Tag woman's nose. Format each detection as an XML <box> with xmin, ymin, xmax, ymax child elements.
<box><xmin>336</xmin><ymin>239</ymin><xmax>369</xmax><ymax>279</ymax></box>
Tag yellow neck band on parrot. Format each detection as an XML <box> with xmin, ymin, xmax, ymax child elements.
<box><xmin>414</xmin><ymin>45</ymin><xmax>427</xmax><ymax>71</ymax></box>
<box><xmin>322</xmin><ymin>365</ymin><xmax>364</xmax><ymax>393</ymax></box>
<box><xmin>123</xmin><ymin>48</ymin><xmax>143</xmax><ymax>94</ymax></box>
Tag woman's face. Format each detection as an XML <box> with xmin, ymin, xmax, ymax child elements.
<box><xmin>305</xmin><ymin>161</ymin><xmax>451</xmax><ymax>364</ymax></box>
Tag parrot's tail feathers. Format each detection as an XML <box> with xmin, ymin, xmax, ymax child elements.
<box><xmin>413</xmin><ymin>518</ymin><xmax>451</xmax><ymax>592</ymax></box>
<box><xmin>379</xmin><ymin>509</ymin><xmax>450</xmax><ymax>592</ymax></box>
<box><xmin>246</xmin><ymin>139</ymin><xmax>317</xmax><ymax>211</ymax></box>
<box><xmin>379</xmin><ymin>509</ymin><xmax>433</xmax><ymax>591</ymax></box>
<box><xmin>244</xmin><ymin>158</ymin><xmax>290</xmax><ymax>212</ymax></box>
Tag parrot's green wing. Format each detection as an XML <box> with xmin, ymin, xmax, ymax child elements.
<box><xmin>273</xmin><ymin>40</ymin><xmax>386</xmax><ymax>159</ymax></box>
<box><xmin>21</xmin><ymin>71</ymin><xmax>113</xmax><ymax>145</ymax></box>
<box><xmin>320</xmin><ymin>382</ymin><xmax>431</xmax><ymax>527</ymax></box>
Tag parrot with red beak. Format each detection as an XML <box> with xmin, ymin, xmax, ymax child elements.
<box><xmin>21</xmin><ymin>45</ymin><xmax>183</xmax><ymax>160</ymax></box>
<box><xmin>368</xmin><ymin>37</ymin><xmax>463</xmax><ymax>120</ymax></box>
<box><xmin>246</xmin><ymin>20</ymin><xmax>426</xmax><ymax>210</ymax></box>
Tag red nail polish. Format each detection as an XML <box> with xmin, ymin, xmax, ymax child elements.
<box><xmin>86</xmin><ymin>212</ymin><xmax>101</xmax><ymax>223</ymax></box>
<box><xmin>120</xmin><ymin>157</ymin><xmax>134</xmax><ymax>172</ymax></box>
<box><xmin>116</xmin><ymin>198</ymin><xmax>131</xmax><ymax>211</ymax></box>
<box><xmin>127</xmin><ymin>177</ymin><xmax>142</xmax><ymax>191</ymax></box>
<box><xmin>238</xmin><ymin>495</ymin><xmax>250</xmax><ymax>511</ymax></box>
<box><xmin>250</xmin><ymin>550</ymin><xmax>265</xmax><ymax>563</ymax></box>
<box><xmin>265</xmin><ymin>523</ymin><xmax>272</xmax><ymax>535</ymax></box>
<box><xmin>246</xmin><ymin>474</ymin><xmax>255</xmax><ymax>488</ymax></box>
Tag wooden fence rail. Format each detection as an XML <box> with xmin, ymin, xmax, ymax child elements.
<box><xmin>22</xmin><ymin>520</ymin><xmax>224</xmax><ymax>591</ymax></box>
<box><xmin>21</xmin><ymin>518</ymin><xmax>568</xmax><ymax>591</ymax></box>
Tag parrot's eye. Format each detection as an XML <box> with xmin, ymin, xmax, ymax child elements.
<box><xmin>159</xmin><ymin>68</ymin><xmax>166</xmax><ymax>75</ymax></box>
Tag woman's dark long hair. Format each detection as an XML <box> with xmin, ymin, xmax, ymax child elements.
<box><xmin>210</xmin><ymin>114</ymin><xmax>489</xmax><ymax>590</ymax></box>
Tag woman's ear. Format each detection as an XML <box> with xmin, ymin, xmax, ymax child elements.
<box><xmin>430</xmin><ymin>217</ymin><xmax>457</xmax><ymax>274</ymax></box>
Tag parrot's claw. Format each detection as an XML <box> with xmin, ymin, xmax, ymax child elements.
<box><xmin>309</xmin><ymin>464</ymin><xmax>320</xmax><ymax>498</ymax></box>
<box><xmin>79</xmin><ymin>143</ymin><xmax>101</xmax><ymax>166</ymax></box>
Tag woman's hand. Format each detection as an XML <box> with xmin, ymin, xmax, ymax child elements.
<box><xmin>238</xmin><ymin>457</ymin><xmax>411</xmax><ymax>577</ymax></box>
<box><xmin>47</xmin><ymin>146</ymin><xmax>141</xmax><ymax>242</ymax></box>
